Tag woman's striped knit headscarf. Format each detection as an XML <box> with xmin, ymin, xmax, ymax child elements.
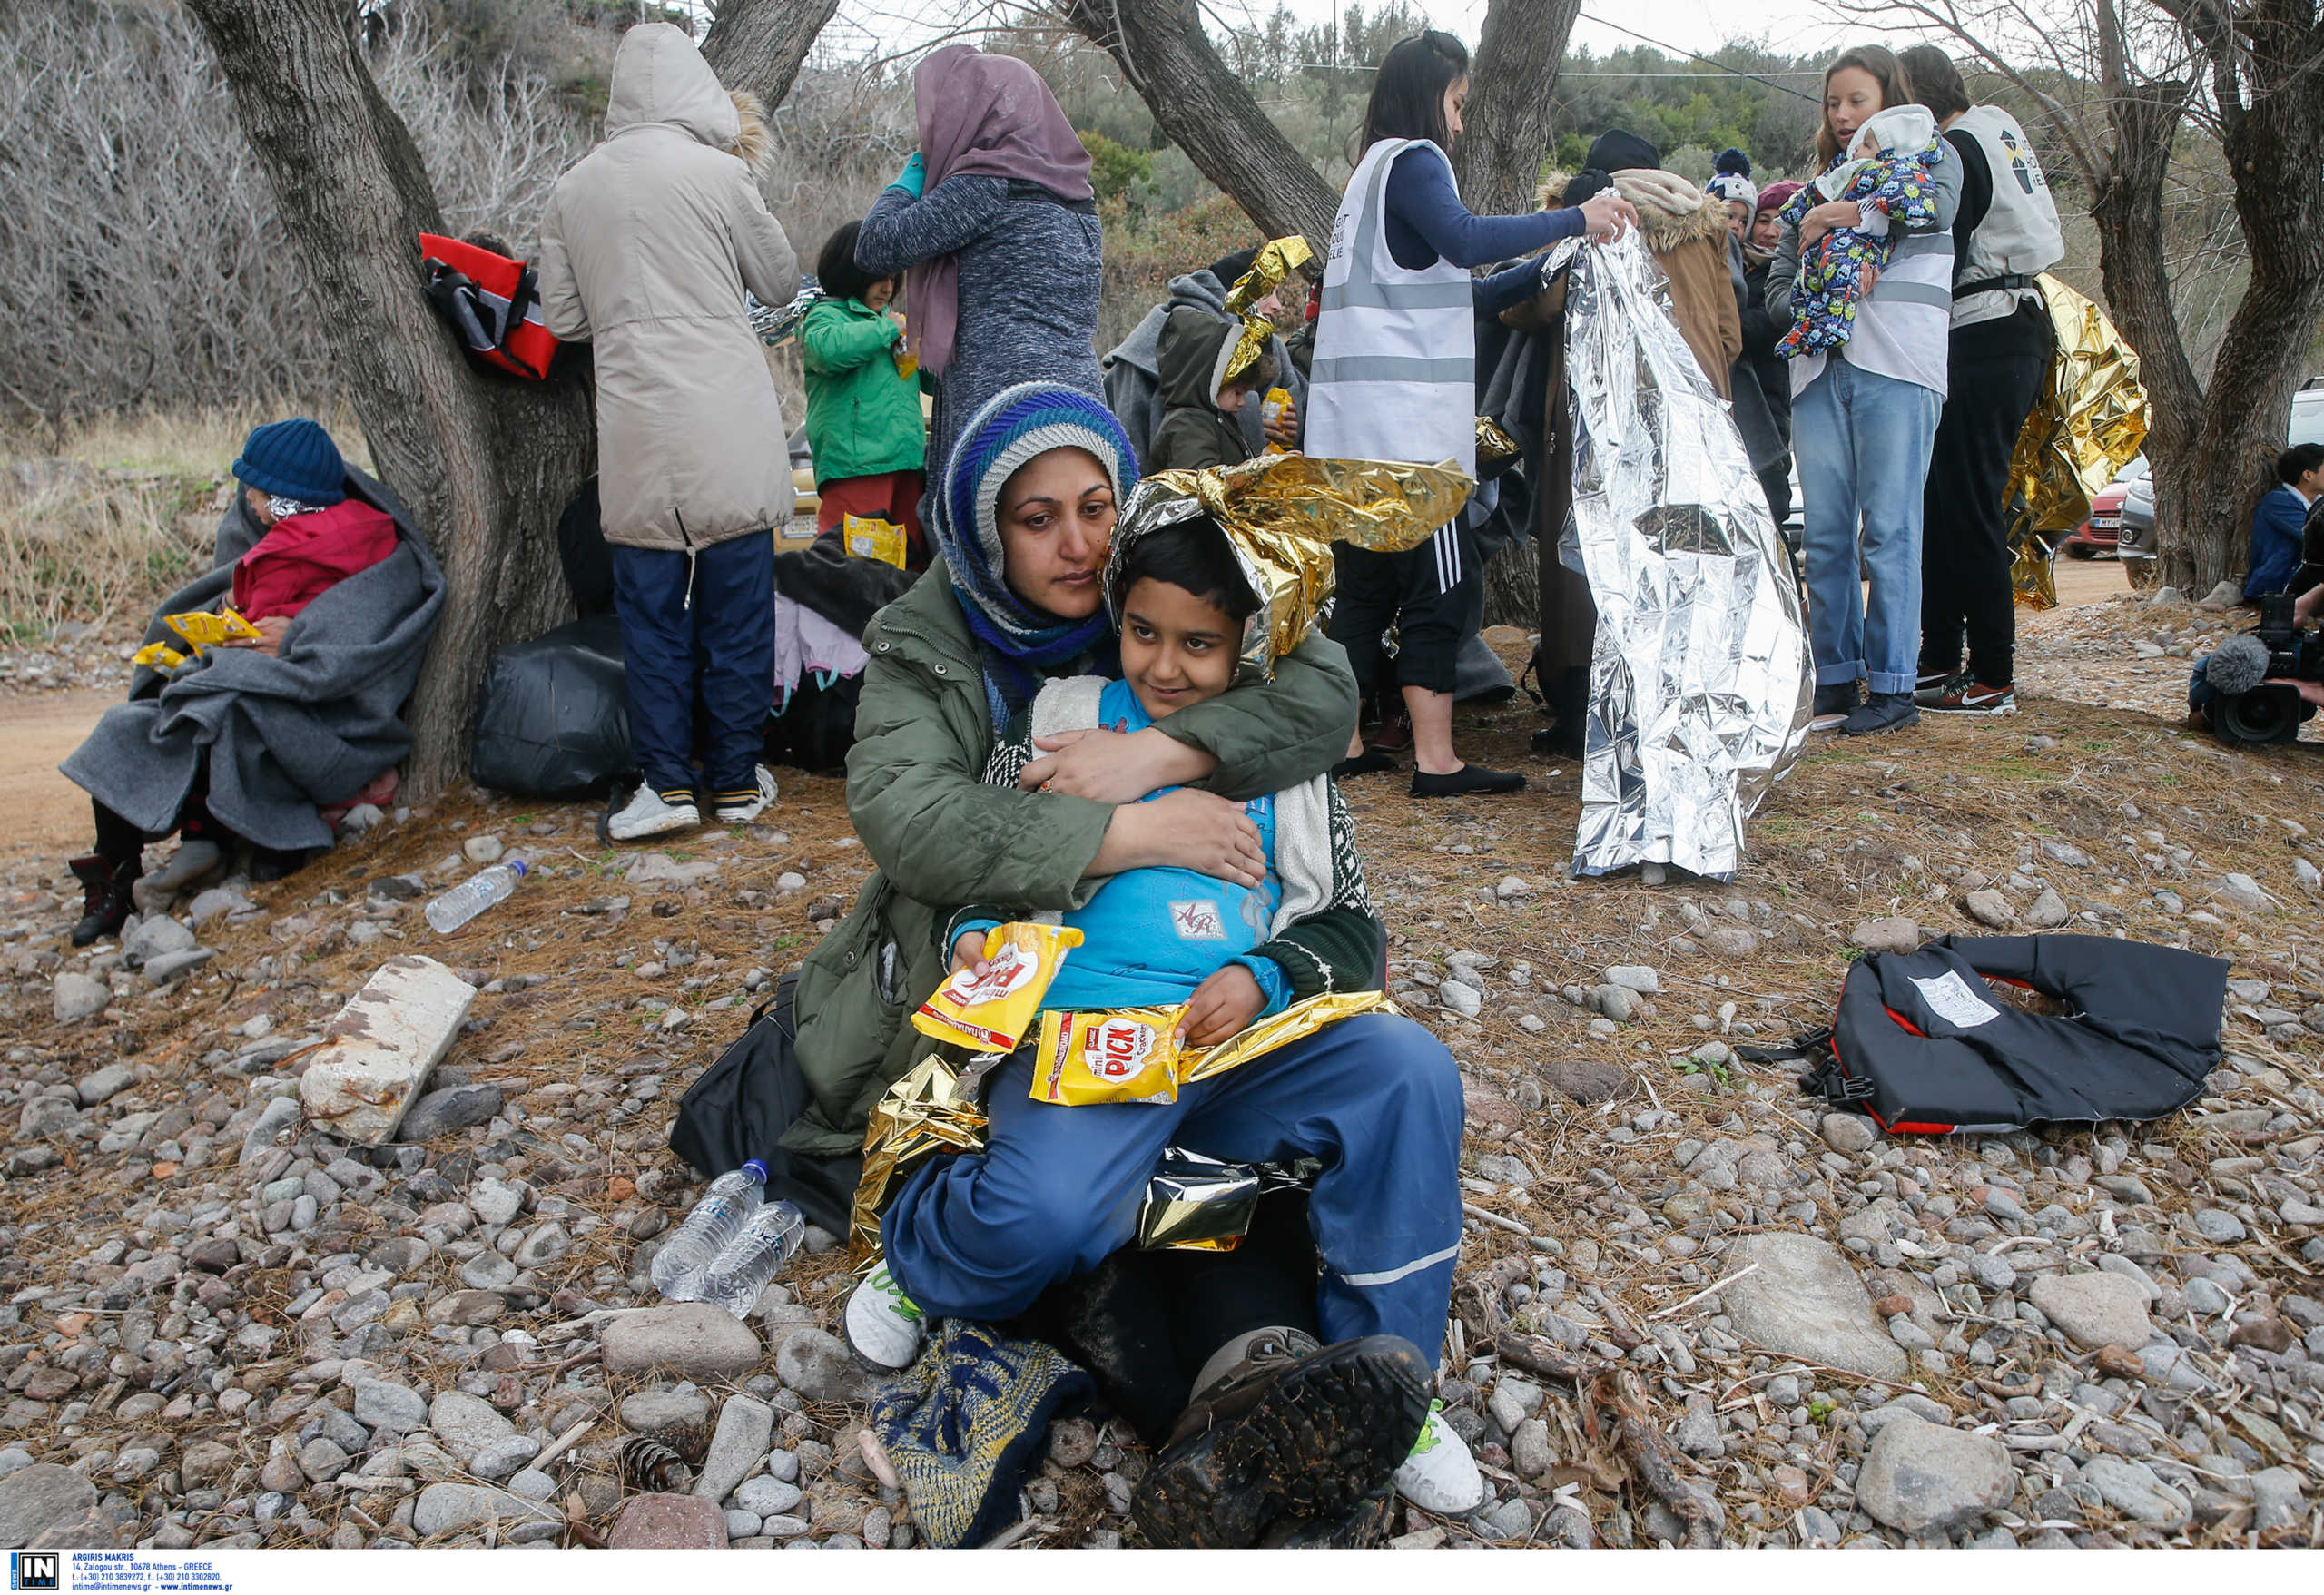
<box><xmin>937</xmin><ymin>382</ymin><xmax>1139</xmax><ymax>727</ymax></box>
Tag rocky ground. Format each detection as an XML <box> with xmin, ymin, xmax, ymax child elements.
<box><xmin>0</xmin><ymin>584</ymin><xmax>2319</xmax><ymax>1552</ymax></box>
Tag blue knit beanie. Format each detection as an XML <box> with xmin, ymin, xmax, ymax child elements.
<box><xmin>232</xmin><ymin>418</ymin><xmax>346</xmax><ymax>506</ymax></box>
<box><xmin>937</xmin><ymin>383</ymin><xmax>1138</xmax><ymax>724</ymax></box>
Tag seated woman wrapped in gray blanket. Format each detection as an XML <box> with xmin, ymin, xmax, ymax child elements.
<box><xmin>60</xmin><ymin>418</ymin><xmax>447</xmax><ymax>945</ymax></box>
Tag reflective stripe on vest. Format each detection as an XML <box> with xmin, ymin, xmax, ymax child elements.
<box><xmin>1305</xmin><ymin>137</ymin><xmax>1477</xmax><ymax>475</ymax></box>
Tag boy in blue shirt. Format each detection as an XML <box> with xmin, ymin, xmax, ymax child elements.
<box><xmin>849</xmin><ymin>507</ymin><xmax>1475</xmax><ymax>1540</ymax></box>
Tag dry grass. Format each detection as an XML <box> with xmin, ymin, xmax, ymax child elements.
<box><xmin>0</xmin><ymin>403</ymin><xmax>369</xmax><ymax>644</ymax></box>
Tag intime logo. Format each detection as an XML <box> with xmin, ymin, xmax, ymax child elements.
<box><xmin>10</xmin><ymin>1552</ymin><xmax>61</xmax><ymax>1591</ymax></box>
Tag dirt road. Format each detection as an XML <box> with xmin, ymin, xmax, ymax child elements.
<box><xmin>0</xmin><ymin>691</ymin><xmax>110</xmax><ymax>874</ymax></box>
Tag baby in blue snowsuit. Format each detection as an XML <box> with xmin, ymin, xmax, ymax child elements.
<box><xmin>1777</xmin><ymin>105</ymin><xmax>1944</xmax><ymax>358</ymax></box>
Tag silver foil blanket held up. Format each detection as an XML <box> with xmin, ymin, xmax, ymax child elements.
<box><xmin>1560</xmin><ymin>231</ymin><xmax>1810</xmax><ymax>881</ymax></box>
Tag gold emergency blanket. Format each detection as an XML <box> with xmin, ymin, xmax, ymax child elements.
<box><xmin>849</xmin><ymin>1056</ymin><xmax>989</xmax><ymax>1267</ymax></box>
<box><xmin>2004</xmin><ymin>273</ymin><xmax>2149</xmax><ymax>610</ymax></box>
<box><xmin>1108</xmin><ymin>455</ymin><xmax>1472</xmax><ymax>684</ymax></box>
<box><xmin>1217</xmin><ymin>236</ymin><xmax>1316</xmax><ymax>388</ymax></box>
<box><xmin>1561</xmin><ymin>231</ymin><xmax>1811</xmax><ymax>881</ymax></box>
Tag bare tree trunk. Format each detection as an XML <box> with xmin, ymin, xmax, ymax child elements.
<box><xmin>1059</xmin><ymin>0</ymin><xmax>1338</xmax><ymax>249</ymax></box>
<box><xmin>1482</xmin><ymin>539</ymin><xmax>1539</xmax><ymax>629</ymax></box>
<box><xmin>703</xmin><ymin>0</ymin><xmax>841</xmax><ymax>109</ymax></box>
<box><xmin>182</xmin><ymin>0</ymin><xmax>591</xmax><ymax>799</ymax></box>
<box><xmin>182</xmin><ymin>0</ymin><xmax>834</xmax><ymax>797</ymax></box>
<box><xmin>1454</xmin><ymin>0</ymin><xmax>1581</xmax><ymax>219</ymax></box>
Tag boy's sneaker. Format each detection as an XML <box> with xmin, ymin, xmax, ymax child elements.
<box><xmin>714</xmin><ymin>764</ymin><xmax>779</xmax><ymax>823</ymax></box>
<box><xmin>1924</xmin><ymin>676</ymin><xmax>2017</xmax><ymax>715</ymax></box>
<box><xmin>607</xmin><ymin>784</ymin><xmax>699</xmax><ymax>842</ymax></box>
<box><xmin>1808</xmin><ymin>681</ymin><xmax>1859</xmax><ymax>732</ymax></box>
<box><xmin>1913</xmin><ymin>667</ymin><xmax>1959</xmax><ymax>706</ymax></box>
<box><xmin>1839</xmin><ymin>691</ymin><xmax>1920</xmax><ymax>736</ymax></box>
<box><xmin>1131</xmin><ymin>1331</ymin><xmax>1431</xmax><ymax>1548</ymax></box>
<box><xmin>1393</xmin><ymin>1399</ymin><xmax>1485</xmax><ymax>1515</ymax></box>
<box><xmin>844</xmin><ymin>1264</ymin><xmax>926</xmax><ymax>1370</ymax></box>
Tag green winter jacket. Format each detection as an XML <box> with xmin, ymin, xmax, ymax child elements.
<box><xmin>783</xmin><ymin>557</ymin><xmax>1359</xmax><ymax>1155</ymax></box>
<box><xmin>800</xmin><ymin>297</ymin><xmax>926</xmax><ymax>485</ymax></box>
<box><xmin>1147</xmin><ymin>304</ymin><xmax>1253</xmax><ymax>474</ymax></box>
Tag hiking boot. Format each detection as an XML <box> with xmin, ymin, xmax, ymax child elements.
<box><xmin>1393</xmin><ymin>1398</ymin><xmax>1485</xmax><ymax>1514</ymax></box>
<box><xmin>1809</xmin><ymin>681</ymin><xmax>1860</xmax><ymax>732</ymax></box>
<box><xmin>1130</xmin><ymin>1330</ymin><xmax>1431</xmax><ymax>1549</ymax></box>
<box><xmin>1839</xmin><ymin>691</ymin><xmax>1921</xmax><ymax>736</ymax></box>
<box><xmin>713</xmin><ymin>764</ymin><xmax>779</xmax><ymax>824</ymax></box>
<box><xmin>1257</xmin><ymin>1482</ymin><xmax>1398</xmax><ymax>1548</ymax></box>
<box><xmin>843</xmin><ymin>1263</ymin><xmax>926</xmax><ymax>1370</ymax></box>
<box><xmin>1924</xmin><ymin>677</ymin><xmax>2017</xmax><ymax>715</ymax></box>
<box><xmin>1913</xmin><ymin>666</ymin><xmax>1959</xmax><ymax>707</ymax></box>
<box><xmin>69</xmin><ymin>853</ymin><xmax>139</xmax><ymax>948</ymax></box>
<box><xmin>607</xmin><ymin>783</ymin><xmax>700</xmax><ymax>842</ymax></box>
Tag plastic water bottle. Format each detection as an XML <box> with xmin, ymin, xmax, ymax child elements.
<box><xmin>696</xmin><ymin>1200</ymin><xmax>806</xmax><ymax>1317</ymax></box>
<box><xmin>425</xmin><ymin>861</ymin><xmax>527</xmax><ymax>933</ymax></box>
<box><xmin>650</xmin><ymin>1160</ymin><xmax>768</xmax><ymax>1297</ymax></box>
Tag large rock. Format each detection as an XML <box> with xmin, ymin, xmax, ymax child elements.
<box><xmin>601</xmin><ymin>1304</ymin><xmax>763</xmax><ymax>1381</ymax></box>
<box><xmin>2028</xmin><ymin>1271</ymin><xmax>2152</xmax><ymax>1351</ymax></box>
<box><xmin>119</xmin><ymin>914</ymin><xmax>196</xmax><ymax>970</ymax></box>
<box><xmin>51</xmin><ymin>973</ymin><xmax>110</xmax><ymax>1024</ymax></box>
<box><xmin>694</xmin><ymin>1394</ymin><xmax>775</xmax><ymax>1504</ymax></box>
<box><xmin>1849</xmin><ymin>917</ymin><xmax>1920</xmax><ymax>956</ymax></box>
<box><xmin>610</xmin><ymin>1492</ymin><xmax>728</xmax><ymax>1549</ymax></box>
<box><xmin>1718</xmin><ymin>1233</ymin><xmax>1907</xmax><ymax>1378</ymax></box>
<box><xmin>0</xmin><ymin>1462</ymin><xmax>115</xmax><ymax>1549</ymax></box>
<box><xmin>299</xmin><ymin>955</ymin><xmax>477</xmax><ymax>1144</ymax></box>
<box><xmin>1856</xmin><ymin>1414</ymin><xmax>2014</xmax><ymax>1534</ymax></box>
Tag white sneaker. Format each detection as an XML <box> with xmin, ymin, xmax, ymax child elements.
<box><xmin>713</xmin><ymin>764</ymin><xmax>779</xmax><ymax>824</ymax></box>
<box><xmin>1393</xmin><ymin>1399</ymin><xmax>1484</xmax><ymax>1514</ymax></box>
<box><xmin>607</xmin><ymin>784</ymin><xmax>699</xmax><ymax>842</ymax></box>
<box><xmin>843</xmin><ymin>1264</ymin><xmax>926</xmax><ymax>1370</ymax></box>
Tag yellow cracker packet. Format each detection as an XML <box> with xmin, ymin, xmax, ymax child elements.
<box><xmin>842</xmin><ymin>514</ymin><xmax>908</xmax><ymax>569</ymax></box>
<box><xmin>132</xmin><ymin>642</ymin><xmax>189</xmax><ymax>674</ymax></box>
<box><xmin>911</xmin><ymin>921</ymin><xmax>1083</xmax><ymax>1052</ymax></box>
<box><xmin>163</xmin><ymin>607</ymin><xmax>262</xmax><ymax>651</ymax></box>
<box><xmin>1032</xmin><ymin>1006</ymin><xmax>1186</xmax><ymax>1105</ymax></box>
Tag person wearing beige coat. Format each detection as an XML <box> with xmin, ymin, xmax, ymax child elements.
<box><xmin>537</xmin><ymin>22</ymin><xmax>800</xmax><ymax>841</ymax></box>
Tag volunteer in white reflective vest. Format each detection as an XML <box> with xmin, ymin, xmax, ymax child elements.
<box><xmin>1901</xmin><ymin>45</ymin><xmax>2065</xmax><ymax>720</ymax></box>
<box><xmin>1310</xmin><ymin>30</ymin><xmax>1633</xmax><ymax>799</ymax></box>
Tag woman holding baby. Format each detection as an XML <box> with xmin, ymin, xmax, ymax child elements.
<box><xmin>1766</xmin><ymin>44</ymin><xmax>1959</xmax><ymax>736</ymax></box>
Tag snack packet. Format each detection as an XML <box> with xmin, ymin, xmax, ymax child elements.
<box><xmin>842</xmin><ymin>514</ymin><xmax>909</xmax><ymax>569</ymax></box>
<box><xmin>132</xmin><ymin>642</ymin><xmax>189</xmax><ymax>674</ymax></box>
<box><xmin>1259</xmin><ymin>387</ymin><xmax>1295</xmax><ymax>456</ymax></box>
<box><xmin>911</xmin><ymin>922</ymin><xmax>1083</xmax><ymax>1051</ymax></box>
<box><xmin>1032</xmin><ymin>1006</ymin><xmax>1186</xmax><ymax>1105</ymax></box>
<box><xmin>163</xmin><ymin>607</ymin><xmax>262</xmax><ymax>652</ymax></box>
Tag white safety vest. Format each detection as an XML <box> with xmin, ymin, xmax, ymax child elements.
<box><xmin>1306</xmin><ymin>138</ymin><xmax>1477</xmax><ymax>477</ymax></box>
<box><xmin>1949</xmin><ymin>104</ymin><xmax>2064</xmax><ymax>329</ymax></box>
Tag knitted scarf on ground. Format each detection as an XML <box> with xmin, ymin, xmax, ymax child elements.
<box><xmin>936</xmin><ymin>382</ymin><xmax>1139</xmax><ymax>729</ymax></box>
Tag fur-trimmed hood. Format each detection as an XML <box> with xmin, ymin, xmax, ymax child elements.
<box><xmin>1540</xmin><ymin>168</ymin><xmax>1731</xmax><ymax>255</ymax></box>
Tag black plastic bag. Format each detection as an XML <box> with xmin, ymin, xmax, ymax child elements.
<box><xmin>469</xmin><ymin>612</ymin><xmax>634</xmax><ymax>796</ymax></box>
<box><xmin>668</xmin><ymin>973</ymin><xmax>861</xmax><ymax>1237</ymax></box>
<box><xmin>556</xmin><ymin>478</ymin><xmax>616</xmax><ymax>618</ymax></box>
<box><xmin>764</xmin><ymin>669</ymin><xmax>865</xmax><ymax>774</ymax></box>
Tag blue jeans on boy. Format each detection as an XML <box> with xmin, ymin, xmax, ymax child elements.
<box><xmin>610</xmin><ymin>532</ymin><xmax>775</xmax><ymax>800</ymax></box>
<box><xmin>881</xmin><ymin>1013</ymin><xmax>1465</xmax><ymax>1359</ymax></box>
<box><xmin>1793</xmin><ymin>359</ymin><xmax>1942</xmax><ymax>694</ymax></box>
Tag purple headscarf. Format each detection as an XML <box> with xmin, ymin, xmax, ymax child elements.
<box><xmin>906</xmin><ymin>46</ymin><xmax>1093</xmax><ymax>377</ymax></box>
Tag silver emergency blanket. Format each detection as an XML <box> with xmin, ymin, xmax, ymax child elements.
<box><xmin>1560</xmin><ymin>231</ymin><xmax>1810</xmax><ymax>881</ymax></box>
<box><xmin>748</xmin><ymin>277</ymin><xmax>821</xmax><ymax>347</ymax></box>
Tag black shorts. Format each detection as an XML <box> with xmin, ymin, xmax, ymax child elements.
<box><xmin>1325</xmin><ymin>525</ymin><xmax>1478</xmax><ymax>696</ymax></box>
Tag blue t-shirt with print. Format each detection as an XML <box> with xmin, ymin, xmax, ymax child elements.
<box><xmin>963</xmin><ymin>677</ymin><xmax>1293</xmax><ymax>1017</ymax></box>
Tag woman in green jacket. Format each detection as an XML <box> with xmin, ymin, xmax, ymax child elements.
<box><xmin>803</xmin><ymin>222</ymin><xmax>928</xmax><ymax>564</ymax></box>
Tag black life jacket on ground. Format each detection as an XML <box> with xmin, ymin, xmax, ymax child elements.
<box><xmin>1793</xmin><ymin>933</ymin><xmax>2227</xmax><ymax>1134</ymax></box>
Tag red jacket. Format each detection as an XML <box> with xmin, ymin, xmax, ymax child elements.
<box><xmin>231</xmin><ymin>499</ymin><xmax>399</xmax><ymax>621</ymax></box>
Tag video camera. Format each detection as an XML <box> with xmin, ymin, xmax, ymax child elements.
<box><xmin>2208</xmin><ymin>592</ymin><xmax>2324</xmax><ymax>746</ymax></box>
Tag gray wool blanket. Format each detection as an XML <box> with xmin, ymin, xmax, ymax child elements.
<box><xmin>61</xmin><ymin>468</ymin><xmax>447</xmax><ymax>853</ymax></box>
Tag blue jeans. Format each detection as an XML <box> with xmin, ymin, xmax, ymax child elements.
<box><xmin>610</xmin><ymin>533</ymin><xmax>775</xmax><ymax>798</ymax></box>
<box><xmin>1794</xmin><ymin>360</ymin><xmax>1942</xmax><ymax>694</ymax></box>
<box><xmin>882</xmin><ymin>1013</ymin><xmax>1465</xmax><ymax>1356</ymax></box>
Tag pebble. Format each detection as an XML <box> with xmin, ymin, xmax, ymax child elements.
<box><xmin>773</xmin><ymin>1328</ymin><xmax>858</xmax><ymax>1403</ymax></box>
<box><xmin>464</xmin><ymin>834</ymin><xmax>504</xmax><ymax>863</ymax></box>
<box><xmin>694</xmin><ymin>1394</ymin><xmax>775</xmax><ymax>1506</ymax></box>
<box><xmin>471</xmin><ymin>1436</ymin><xmax>541</xmax><ymax>1481</ymax></box>
<box><xmin>397</xmin><ymin>1083</ymin><xmax>504</xmax><ymax>1143</ymax></box>
<box><xmin>2191</xmin><ymin>1208</ymin><xmax>2246</xmax><ymax>1243</ymax></box>
<box><xmin>1849</xmin><ymin>917</ymin><xmax>1919</xmax><ymax>955</ymax></box>
<box><xmin>2023</xmin><ymin>887</ymin><xmax>2071</xmax><ymax>930</ymax></box>
<box><xmin>51</xmin><ymin>972</ymin><xmax>111</xmax><ymax>1023</ymax></box>
<box><xmin>620</xmin><ymin>1388</ymin><xmax>712</xmax><ymax>1439</ymax></box>
<box><xmin>1719</xmin><ymin>1233</ymin><xmax>1907</xmax><ymax>1378</ymax></box>
<box><xmin>2080</xmin><ymin>1456</ymin><xmax>2191</xmax><ymax>1531</ymax></box>
<box><xmin>1965</xmin><ymin>889</ymin><xmax>2016</xmax><ymax>928</ymax></box>
<box><xmin>428</xmin><ymin>1390</ymin><xmax>514</xmax><ymax>1452</ymax></box>
<box><xmin>2027</xmin><ymin>1272</ymin><xmax>2152</xmax><ymax>1351</ymax></box>
<box><xmin>609</xmin><ymin>1492</ymin><xmax>728</xmax><ymax>1549</ymax></box>
<box><xmin>1438</xmin><ymin>980</ymin><xmax>1482</xmax><ymax>1018</ymax></box>
<box><xmin>1603</xmin><ymin>964</ymin><xmax>1659</xmax><ymax>993</ymax></box>
<box><xmin>353</xmin><ymin>1380</ymin><xmax>428</xmax><ymax>1434</ymax></box>
<box><xmin>603</xmin><ymin>1305</ymin><xmax>764</xmax><ymax>1381</ymax></box>
<box><xmin>2250</xmin><ymin>1467</ymin><xmax>2307</xmax><ymax>1532</ymax></box>
<box><xmin>411</xmin><ymin>1482</ymin><xmax>540</xmax><ymax>1539</ymax></box>
<box><xmin>0</xmin><ymin>1463</ymin><xmax>107</xmax><ymax>1549</ymax></box>
<box><xmin>1855</xmin><ymin>1414</ymin><xmax>2014</xmax><ymax>1534</ymax></box>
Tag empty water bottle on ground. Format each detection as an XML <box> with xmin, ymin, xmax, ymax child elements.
<box><xmin>425</xmin><ymin>861</ymin><xmax>528</xmax><ymax>933</ymax></box>
<box><xmin>651</xmin><ymin>1159</ymin><xmax>768</xmax><ymax>1298</ymax></box>
<box><xmin>696</xmin><ymin>1199</ymin><xmax>805</xmax><ymax>1317</ymax></box>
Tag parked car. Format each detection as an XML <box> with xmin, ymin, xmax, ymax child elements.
<box><xmin>2061</xmin><ymin>456</ymin><xmax>2151</xmax><ymax>559</ymax></box>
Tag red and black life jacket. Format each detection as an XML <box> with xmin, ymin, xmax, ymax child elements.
<box><xmin>419</xmin><ymin>232</ymin><xmax>558</xmax><ymax>380</ymax></box>
<box><xmin>1789</xmin><ymin>933</ymin><xmax>2227</xmax><ymax>1134</ymax></box>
